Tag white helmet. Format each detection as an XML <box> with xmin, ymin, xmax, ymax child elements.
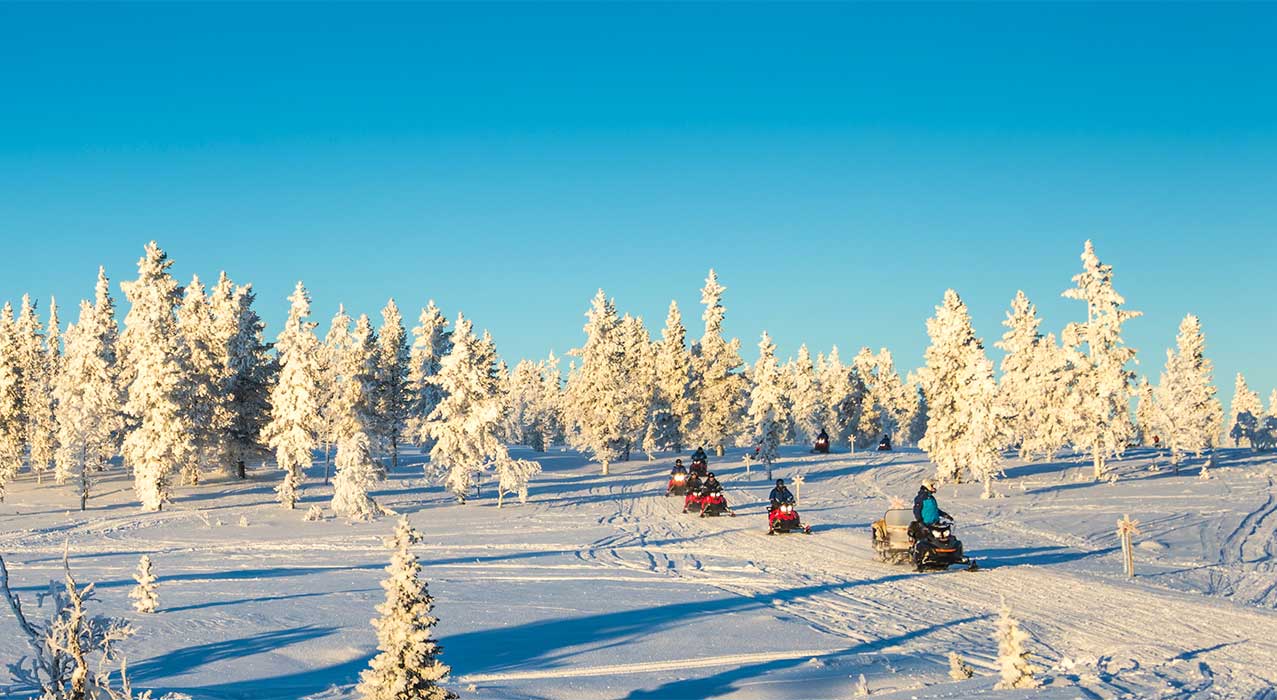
<box><xmin>921</xmin><ymin>478</ymin><xmax>937</xmax><ymax>493</ymax></box>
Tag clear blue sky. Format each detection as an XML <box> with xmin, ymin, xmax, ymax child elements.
<box><xmin>2</xmin><ymin>3</ymin><xmax>1274</xmax><ymax>395</ymax></box>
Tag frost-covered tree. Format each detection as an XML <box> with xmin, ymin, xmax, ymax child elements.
<box><xmin>177</xmin><ymin>275</ymin><xmax>229</xmax><ymax>485</ymax></box>
<box><xmin>539</xmin><ymin>352</ymin><xmax>565</xmax><ymax>447</ymax></box>
<box><xmin>871</xmin><ymin>349</ymin><xmax>915</xmax><ymax>447</ymax></box>
<box><xmin>1061</xmin><ymin>240</ymin><xmax>1142</xmax><ymax>479</ymax></box>
<box><xmin>748</xmin><ymin>332</ymin><xmax>788</xmax><ymax>477</ymax></box>
<box><xmin>617</xmin><ymin>314</ymin><xmax>654</xmax><ymax>460</ymax></box>
<box><xmin>317</xmin><ymin>305</ymin><xmax>353</xmax><ymax>475</ymax></box>
<box><xmin>993</xmin><ymin>599</ymin><xmax>1039</xmax><ymax>689</ymax></box>
<box><xmin>0</xmin><ymin>304</ymin><xmax>24</xmax><ymax>502</ymax></box>
<box><xmin>128</xmin><ymin>555</ymin><xmax>158</xmax><ymax>614</ymax></box>
<box><xmin>216</xmin><ymin>277</ymin><xmax>272</xmax><ymax>479</ymax></box>
<box><xmin>407</xmin><ymin>301</ymin><xmax>451</xmax><ymax>447</ymax></box>
<box><xmin>918</xmin><ymin>290</ymin><xmax>1002</xmax><ymax>489</ymax></box>
<box><xmin>906</xmin><ymin>378</ymin><xmax>928</xmax><ymax>446</ymax></box>
<box><xmin>820</xmin><ymin>347</ymin><xmax>863</xmax><ymax>449</ymax></box>
<box><xmin>424</xmin><ymin>315</ymin><xmax>539</xmax><ymax>501</ymax></box>
<box><xmin>1226</xmin><ymin>373</ymin><xmax>1265</xmax><ymax>448</ymax></box>
<box><xmin>375</xmin><ymin>299</ymin><xmax>410</xmax><ymax>469</ymax></box>
<box><xmin>1269</xmin><ymin>390</ymin><xmax>1277</xmax><ymax>419</ymax></box>
<box><xmin>1134</xmin><ymin>377</ymin><xmax>1159</xmax><ymax>447</ymax></box>
<box><xmin>330</xmin><ymin>314</ymin><xmax>384</xmax><ymax>519</ymax></box>
<box><xmin>17</xmin><ymin>296</ymin><xmax>58</xmax><ymax>483</ymax></box>
<box><xmin>788</xmin><ymin>344</ymin><xmax>825</xmax><ymax>444</ymax></box>
<box><xmin>504</xmin><ymin>359</ymin><xmax>548</xmax><ymax>451</ymax></box>
<box><xmin>948</xmin><ymin>651</ymin><xmax>974</xmax><ymax>680</ymax></box>
<box><xmin>565</xmin><ymin>291</ymin><xmax>627</xmax><ymax>474</ymax></box>
<box><xmin>644</xmin><ymin>301</ymin><xmax>693</xmax><ymax>454</ymax></box>
<box><xmin>691</xmin><ymin>270</ymin><xmax>746</xmax><ymax>455</ymax></box>
<box><xmin>1155</xmin><ymin>315</ymin><xmax>1222</xmax><ymax>468</ymax></box>
<box><xmin>121</xmin><ymin>242</ymin><xmax>196</xmax><ymax>511</ymax></box>
<box><xmin>356</xmin><ymin>518</ymin><xmax>456</xmax><ymax>700</ymax></box>
<box><xmin>851</xmin><ymin>347</ymin><xmax>884</xmax><ymax>448</ymax></box>
<box><xmin>262</xmin><ymin>282</ymin><xmax>321</xmax><ymax>509</ymax></box>
<box><xmin>54</xmin><ymin>283</ymin><xmax>124</xmax><ymax>511</ymax></box>
<box><xmin>995</xmin><ymin>291</ymin><xmax>1044</xmax><ymax>455</ymax></box>
<box><xmin>331</xmin><ymin>432</ymin><xmax>384</xmax><ymax>520</ymax></box>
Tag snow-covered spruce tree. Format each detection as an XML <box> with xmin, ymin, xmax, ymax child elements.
<box><xmin>1025</xmin><ymin>334</ymin><xmax>1074</xmax><ymax>460</ymax></box>
<box><xmin>1061</xmin><ymin>240</ymin><xmax>1142</xmax><ymax>480</ymax></box>
<box><xmin>565</xmin><ymin>291</ymin><xmax>627</xmax><ymax>475</ymax></box>
<box><xmin>917</xmin><ymin>291</ymin><xmax>975</xmax><ymax>482</ymax></box>
<box><xmin>121</xmin><ymin>242</ymin><xmax>197</xmax><ymax>511</ymax></box>
<box><xmin>1134</xmin><ymin>377</ymin><xmax>1159</xmax><ymax>447</ymax></box>
<box><xmin>644</xmin><ymin>301</ymin><xmax>694</xmax><ymax>455</ymax></box>
<box><xmin>851</xmin><ymin>347</ymin><xmax>888</xmax><ymax>449</ymax></box>
<box><xmin>993</xmin><ymin>599</ymin><xmax>1040</xmax><ymax>689</ymax></box>
<box><xmin>54</xmin><ymin>294</ymin><xmax>124</xmax><ymax>511</ymax></box>
<box><xmin>995</xmin><ymin>291</ymin><xmax>1046</xmax><ymax>458</ymax></box>
<box><xmin>538</xmin><ymin>352</ymin><xmax>565</xmax><ymax>447</ymax></box>
<box><xmin>948</xmin><ymin>651</ymin><xmax>974</xmax><ymax>680</ymax></box>
<box><xmin>504</xmin><ymin>359</ymin><xmax>547</xmax><ymax>451</ymax></box>
<box><xmin>262</xmin><ymin>282</ymin><xmax>321</xmax><ymax>509</ymax></box>
<box><xmin>424</xmin><ymin>315</ymin><xmax>539</xmax><ymax>502</ymax></box>
<box><xmin>788</xmin><ymin>344</ymin><xmax>826</xmax><ymax>445</ymax></box>
<box><xmin>1155</xmin><ymin>315</ymin><xmax>1223</xmax><ymax>468</ymax></box>
<box><xmin>317</xmin><ymin>305</ymin><xmax>353</xmax><ymax>476</ymax></box>
<box><xmin>905</xmin><ymin>377</ymin><xmax>928</xmax><ymax>446</ymax></box>
<box><xmin>406</xmin><ymin>300</ymin><xmax>452</xmax><ymax>449</ymax></box>
<box><xmin>820</xmin><ymin>347</ymin><xmax>863</xmax><ymax>449</ymax></box>
<box><xmin>872</xmin><ymin>349</ymin><xmax>915</xmax><ymax>447</ymax></box>
<box><xmin>356</xmin><ymin>517</ymin><xmax>456</xmax><ymax>700</ymax></box>
<box><xmin>331</xmin><ymin>315</ymin><xmax>384</xmax><ymax>520</ymax></box>
<box><xmin>1226</xmin><ymin>373</ymin><xmax>1265</xmax><ymax>448</ymax></box>
<box><xmin>129</xmin><ymin>555</ymin><xmax>158</xmax><ymax>613</ymax></box>
<box><xmin>375</xmin><ymin>299</ymin><xmax>410</xmax><ymax>469</ymax></box>
<box><xmin>1269</xmin><ymin>390</ymin><xmax>1277</xmax><ymax>419</ymax></box>
<box><xmin>690</xmin><ymin>270</ymin><xmax>746</xmax><ymax>456</ymax></box>
<box><xmin>748</xmin><ymin>332</ymin><xmax>789</xmax><ymax>478</ymax></box>
<box><xmin>959</xmin><ymin>346</ymin><xmax>1003</xmax><ymax>497</ymax></box>
<box><xmin>617</xmin><ymin>314</ymin><xmax>655</xmax><ymax>461</ymax></box>
<box><xmin>176</xmin><ymin>275</ymin><xmax>230</xmax><ymax>485</ymax></box>
<box><xmin>0</xmin><ymin>304</ymin><xmax>24</xmax><ymax>502</ymax></box>
<box><xmin>17</xmin><ymin>296</ymin><xmax>58</xmax><ymax>484</ymax></box>
<box><xmin>215</xmin><ymin>276</ymin><xmax>273</xmax><ymax>479</ymax></box>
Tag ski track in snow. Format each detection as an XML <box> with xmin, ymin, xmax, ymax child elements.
<box><xmin>2</xmin><ymin>446</ymin><xmax>1277</xmax><ymax>699</ymax></box>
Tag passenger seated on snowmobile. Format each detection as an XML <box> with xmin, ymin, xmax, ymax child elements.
<box><xmin>912</xmin><ymin>479</ymin><xmax>951</xmax><ymax>527</ymax></box>
<box><xmin>670</xmin><ymin>459</ymin><xmax>687</xmax><ymax>476</ymax></box>
<box><xmin>686</xmin><ymin>472</ymin><xmax>703</xmax><ymax>493</ymax></box>
<box><xmin>768</xmin><ymin>479</ymin><xmax>794</xmax><ymax>510</ymax></box>
<box><xmin>703</xmin><ymin>473</ymin><xmax>723</xmax><ymax>494</ymax></box>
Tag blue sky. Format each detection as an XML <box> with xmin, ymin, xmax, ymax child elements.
<box><xmin>2</xmin><ymin>3</ymin><xmax>1274</xmax><ymax>395</ymax></box>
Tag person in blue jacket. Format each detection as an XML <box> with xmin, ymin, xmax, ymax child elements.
<box><xmin>912</xmin><ymin>479</ymin><xmax>951</xmax><ymax>526</ymax></box>
<box><xmin>768</xmin><ymin>479</ymin><xmax>794</xmax><ymax>509</ymax></box>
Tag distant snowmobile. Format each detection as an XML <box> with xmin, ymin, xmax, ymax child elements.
<box><xmin>698</xmin><ymin>488</ymin><xmax>733</xmax><ymax>517</ymax></box>
<box><xmin>689</xmin><ymin>457</ymin><xmax>709</xmax><ymax>477</ymax></box>
<box><xmin>877</xmin><ymin>435</ymin><xmax>892</xmax><ymax>452</ymax></box>
<box><xmin>666</xmin><ymin>471</ymin><xmax>689</xmax><ymax>497</ymax></box>
<box><xmin>812</xmin><ymin>436</ymin><xmax>830</xmax><ymax>454</ymax></box>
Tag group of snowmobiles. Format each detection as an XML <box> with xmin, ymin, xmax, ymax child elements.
<box><xmin>662</xmin><ymin>438</ymin><xmax>977</xmax><ymax>572</ymax></box>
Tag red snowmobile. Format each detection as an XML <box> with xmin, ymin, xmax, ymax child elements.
<box><xmin>812</xmin><ymin>436</ymin><xmax>830</xmax><ymax>454</ymax></box>
<box><xmin>767</xmin><ymin>502</ymin><xmax>812</xmax><ymax>535</ymax></box>
<box><xmin>699</xmin><ymin>489</ymin><xmax>733</xmax><ymax>517</ymax></box>
<box><xmin>689</xmin><ymin>457</ymin><xmax>709</xmax><ymax>477</ymax></box>
<box><xmin>667</xmin><ymin>471</ymin><xmax>689</xmax><ymax>496</ymax></box>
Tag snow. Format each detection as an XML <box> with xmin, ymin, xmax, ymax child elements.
<box><xmin>2</xmin><ymin>445</ymin><xmax>1277</xmax><ymax>699</ymax></box>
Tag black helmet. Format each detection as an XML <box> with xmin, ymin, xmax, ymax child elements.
<box><xmin>675</xmin><ymin>458</ymin><xmax>683</xmax><ymax>464</ymax></box>
<box><xmin>776</xmin><ymin>479</ymin><xmax>784</xmax><ymax>486</ymax></box>
<box><xmin>707</xmin><ymin>472</ymin><xmax>715</xmax><ymax>478</ymax></box>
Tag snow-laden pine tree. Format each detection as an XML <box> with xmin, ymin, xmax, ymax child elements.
<box><xmin>1156</xmin><ymin>315</ymin><xmax>1222</xmax><ymax>468</ymax></box>
<box><xmin>617</xmin><ymin>314</ymin><xmax>654</xmax><ymax>460</ymax></box>
<box><xmin>644</xmin><ymin>301</ymin><xmax>694</xmax><ymax>455</ymax></box>
<box><xmin>565</xmin><ymin>291</ymin><xmax>627</xmax><ymax>474</ymax></box>
<box><xmin>121</xmin><ymin>242</ymin><xmax>197</xmax><ymax>511</ymax></box>
<box><xmin>819</xmin><ymin>347</ymin><xmax>863</xmax><ymax>449</ymax></box>
<box><xmin>1226</xmin><ymin>373</ymin><xmax>1265</xmax><ymax>447</ymax></box>
<box><xmin>407</xmin><ymin>301</ymin><xmax>452</xmax><ymax>448</ymax></box>
<box><xmin>905</xmin><ymin>377</ymin><xmax>929</xmax><ymax>446</ymax></box>
<box><xmin>0</xmin><ymin>304</ymin><xmax>24</xmax><ymax>502</ymax></box>
<box><xmin>1061</xmin><ymin>240</ymin><xmax>1142</xmax><ymax>479</ymax></box>
<box><xmin>331</xmin><ymin>314</ymin><xmax>384</xmax><ymax>520</ymax></box>
<box><xmin>129</xmin><ymin>555</ymin><xmax>158</xmax><ymax>613</ymax></box>
<box><xmin>317</xmin><ymin>305</ymin><xmax>353</xmax><ymax>474</ymax></box>
<box><xmin>851</xmin><ymin>347</ymin><xmax>885</xmax><ymax>449</ymax></box>
<box><xmin>216</xmin><ymin>277</ymin><xmax>273</xmax><ymax>479</ymax></box>
<box><xmin>995</xmin><ymin>291</ymin><xmax>1046</xmax><ymax>457</ymax></box>
<box><xmin>424</xmin><ymin>315</ymin><xmax>539</xmax><ymax>501</ymax></box>
<box><xmin>177</xmin><ymin>275</ymin><xmax>230</xmax><ymax>485</ymax></box>
<box><xmin>375</xmin><ymin>299</ymin><xmax>410</xmax><ymax>469</ymax></box>
<box><xmin>54</xmin><ymin>291</ymin><xmax>124</xmax><ymax>510</ymax></box>
<box><xmin>17</xmin><ymin>296</ymin><xmax>58</xmax><ymax>483</ymax></box>
<box><xmin>1269</xmin><ymin>390</ymin><xmax>1277</xmax><ymax>419</ymax></box>
<box><xmin>871</xmin><ymin>349</ymin><xmax>915</xmax><ymax>447</ymax></box>
<box><xmin>948</xmin><ymin>651</ymin><xmax>974</xmax><ymax>680</ymax></box>
<box><xmin>262</xmin><ymin>282</ymin><xmax>321</xmax><ymax>509</ymax></box>
<box><xmin>993</xmin><ymin>599</ymin><xmax>1039</xmax><ymax>689</ymax></box>
<box><xmin>959</xmin><ymin>346</ymin><xmax>1003</xmax><ymax>498</ymax></box>
<box><xmin>1134</xmin><ymin>377</ymin><xmax>1159</xmax><ymax>447</ymax></box>
<box><xmin>748</xmin><ymin>332</ymin><xmax>788</xmax><ymax>477</ymax></box>
<box><xmin>504</xmin><ymin>359</ymin><xmax>548</xmax><ymax>450</ymax></box>
<box><xmin>356</xmin><ymin>518</ymin><xmax>456</xmax><ymax>700</ymax></box>
<box><xmin>787</xmin><ymin>344</ymin><xmax>825</xmax><ymax>445</ymax></box>
<box><xmin>690</xmin><ymin>270</ymin><xmax>746</xmax><ymax>455</ymax></box>
<box><xmin>538</xmin><ymin>352</ymin><xmax>565</xmax><ymax>447</ymax></box>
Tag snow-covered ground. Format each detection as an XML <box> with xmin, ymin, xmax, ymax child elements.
<box><xmin>3</xmin><ymin>446</ymin><xmax>1276</xmax><ymax>699</ymax></box>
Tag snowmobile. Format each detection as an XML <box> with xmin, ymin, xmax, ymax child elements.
<box><xmin>871</xmin><ymin>508</ymin><xmax>976</xmax><ymax>571</ymax></box>
<box><xmin>683</xmin><ymin>489</ymin><xmax>704</xmax><ymax>513</ymax></box>
<box><xmin>689</xmin><ymin>457</ymin><xmax>709</xmax><ymax>477</ymax></box>
<box><xmin>812</xmin><ymin>436</ymin><xmax>830</xmax><ymax>454</ymax></box>
<box><xmin>876</xmin><ymin>435</ymin><xmax>892</xmax><ymax>452</ymax></box>
<box><xmin>698</xmin><ymin>489</ymin><xmax>733</xmax><ymax>517</ymax></box>
<box><xmin>767</xmin><ymin>502</ymin><xmax>811</xmax><ymax>535</ymax></box>
<box><xmin>666</xmin><ymin>471</ymin><xmax>689</xmax><ymax>496</ymax></box>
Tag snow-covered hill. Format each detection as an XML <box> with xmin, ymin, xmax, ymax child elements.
<box><xmin>3</xmin><ymin>446</ymin><xmax>1275</xmax><ymax>699</ymax></box>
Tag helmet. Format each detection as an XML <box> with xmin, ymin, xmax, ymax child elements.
<box><xmin>776</xmin><ymin>479</ymin><xmax>785</xmax><ymax>486</ymax></box>
<box><xmin>707</xmin><ymin>472</ymin><xmax>715</xmax><ymax>478</ymax></box>
<box><xmin>675</xmin><ymin>459</ymin><xmax>683</xmax><ymax>465</ymax></box>
<box><xmin>922</xmin><ymin>478</ymin><xmax>937</xmax><ymax>493</ymax></box>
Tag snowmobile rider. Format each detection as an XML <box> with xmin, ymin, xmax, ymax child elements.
<box><xmin>703</xmin><ymin>472</ymin><xmax>723</xmax><ymax>494</ymax></box>
<box><xmin>817</xmin><ymin>429</ymin><xmax>829</xmax><ymax>443</ymax></box>
<box><xmin>913</xmin><ymin>479</ymin><xmax>951</xmax><ymax>526</ymax></box>
<box><xmin>878</xmin><ymin>434</ymin><xmax>892</xmax><ymax>450</ymax></box>
<box><xmin>686</xmin><ymin>471</ymin><xmax>703</xmax><ymax>493</ymax></box>
<box><xmin>692</xmin><ymin>446</ymin><xmax>708</xmax><ymax>463</ymax></box>
<box><xmin>670</xmin><ymin>459</ymin><xmax>687</xmax><ymax>477</ymax></box>
<box><xmin>768</xmin><ymin>479</ymin><xmax>795</xmax><ymax>510</ymax></box>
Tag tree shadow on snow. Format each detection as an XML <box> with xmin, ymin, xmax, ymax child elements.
<box><xmin>130</xmin><ymin>625</ymin><xmax>339</xmax><ymax>682</ymax></box>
